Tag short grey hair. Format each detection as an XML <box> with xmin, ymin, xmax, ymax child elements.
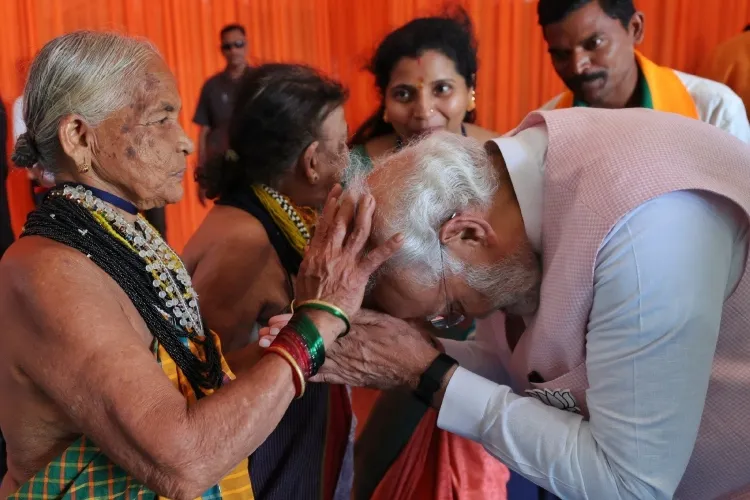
<box><xmin>12</xmin><ymin>31</ymin><xmax>159</xmax><ymax>172</ymax></box>
<box><xmin>350</xmin><ymin>131</ymin><xmax>499</xmax><ymax>286</ymax></box>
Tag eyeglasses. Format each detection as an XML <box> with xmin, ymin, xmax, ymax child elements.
<box><xmin>221</xmin><ymin>40</ymin><xmax>246</xmax><ymax>51</ymax></box>
<box><xmin>427</xmin><ymin>213</ymin><xmax>465</xmax><ymax>329</ymax></box>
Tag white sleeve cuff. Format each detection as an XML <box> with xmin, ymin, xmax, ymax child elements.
<box><xmin>436</xmin><ymin>366</ymin><xmax>509</xmax><ymax>441</ymax></box>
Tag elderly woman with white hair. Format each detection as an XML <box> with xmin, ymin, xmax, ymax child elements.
<box><xmin>0</xmin><ymin>31</ymin><xmax>400</xmax><ymax>499</ymax></box>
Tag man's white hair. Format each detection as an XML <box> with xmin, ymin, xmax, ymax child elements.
<box><xmin>349</xmin><ymin>131</ymin><xmax>499</xmax><ymax>286</ymax></box>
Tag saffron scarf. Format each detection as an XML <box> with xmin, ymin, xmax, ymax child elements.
<box><xmin>555</xmin><ymin>51</ymin><xmax>700</xmax><ymax>119</ymax></box>
<box><xmin>368</xmin><ymin>411</ymin><xmax>509</xmax><ymax>500</ymax></box>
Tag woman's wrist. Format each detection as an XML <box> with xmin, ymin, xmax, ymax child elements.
<box><xmin>262</xmin><ymin>311</ymin><xmax>329</xmax><ymax>398</ymax></box>
<box><xmin>304</xmin><ymin>309</ymin><xmax>348</xmax><ymax>347</ymax></box>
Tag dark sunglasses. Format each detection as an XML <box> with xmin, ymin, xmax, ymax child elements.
<box><xmin>221</xmin><ymin>40</ymin><xmax>246</xmax><ymax>51</ymax></box>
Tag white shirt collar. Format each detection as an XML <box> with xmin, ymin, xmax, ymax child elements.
<box><xmin>488</xmin><ymin>126</ymin><xmax>549</xmax><ymax>253</ymax></box>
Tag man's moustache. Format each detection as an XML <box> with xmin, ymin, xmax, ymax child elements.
<box><xmin>567</xmin><ymin>71</ymin><xmax>607</xmax><ymax>90</ymax></box>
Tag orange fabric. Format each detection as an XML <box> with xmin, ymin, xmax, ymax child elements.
<box><xmin>555</xmin><ymin>51</ymin><xmax>699</xmax><ymax>119</ymax></box>
<box><xmin>3</xmin><ymin>1</ymin><xmax>749</xmax><ymax>251</ymax></box>
<box><xmin>700</xmin><ymin>31</ymin><xmax>750</xmax><ymax>113</ymax></box>
<box><xmin>636</xmin><ymin>51</ymin><xmax>699</xmax><ymax>118</ymax></box>
<box><xmin>370</xmin><ymin>410</ymin><xmax>509</xmax><ymax>500</ymax></box>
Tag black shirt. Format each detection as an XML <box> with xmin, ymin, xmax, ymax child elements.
<box><xmin>193</xmin><ymin>67</ymin><xmax>251</xmax><ymax>162</ymax></box>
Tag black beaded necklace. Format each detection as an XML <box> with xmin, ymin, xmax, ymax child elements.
<box><xmin>22</xmin><ymin>186</ymin><xmax>224</xmax><ymax>397</ymax></box>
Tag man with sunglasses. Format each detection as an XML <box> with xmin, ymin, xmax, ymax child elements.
<box><xmin>193</xmin><ymin>24</ymin><xmax>251</xmax><ymax>203</ymax></box>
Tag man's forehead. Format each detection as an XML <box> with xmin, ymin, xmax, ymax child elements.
<box><xmin>222</xmin><ymin>29</ymin><xmax>245</xmax><ymax>41</ymax></box>
<box><xmin>544</xmin><ymin>3</ymin><xmax>620</xmax><ymax>43</ymax></box>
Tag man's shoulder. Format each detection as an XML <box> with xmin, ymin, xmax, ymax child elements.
<box><xmin>676</xmin><ymin>70</ymin><xmax>747</xmax><ymax>119</ymax></box>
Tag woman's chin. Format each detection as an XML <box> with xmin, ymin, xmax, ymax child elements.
<box><xmin>161</xmin><ymin>184</ymin><xmax>184</xmax><ymax>206</ymax></box>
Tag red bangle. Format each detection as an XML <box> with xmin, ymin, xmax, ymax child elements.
<box><xmin>265</xmin><ymin>346</ymin><xmax>306</xmax><ymax>398</ymax></box>
<box><xmin>278</xmin><ymin>328</ymin><xmax>313</xmax><ymax>377</ymax></box>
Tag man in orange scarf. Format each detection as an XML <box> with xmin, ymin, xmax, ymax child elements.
<box><xmin>537</xmin><ymin>0</ymin><xmax>750</xmax><ymax>143</ymax></box>
<box><xmin>700</xmin><ymin>26</ymin><xmax>750</xmax><ymax>118</ymax></box>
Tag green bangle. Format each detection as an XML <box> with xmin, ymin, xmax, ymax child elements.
<box><xmin>289</xmin><ymin>313</ymin><xmax>325</xmax><ymax>372</ymax></box>
<box><xmin>294</xmin><ymin>300</ymin><xmax>351</xmax><ymax>337</ymax></box>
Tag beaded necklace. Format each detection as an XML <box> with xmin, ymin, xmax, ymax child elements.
<box><xmin>56</xmin><ymin>184</ymin><xmax>204</xmax><ymax>336</ymax></box>
<box><xmin>23</xmin><ymin>184</ymin><xmax>223</xmax><ymax>394</ymax></box>
<box><xmin>252</xmin><ymin>184</ymin><xmax>316</xmax><ymax>256</ymax></box>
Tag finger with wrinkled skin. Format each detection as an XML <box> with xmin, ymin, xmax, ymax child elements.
<box><xmin>310</xmin><ymin>185</ymin><xmax>342</xmax><ymax>249</ymax></box>
<box><xmin>344</xmin><ymin>194</ymin><xmax>374</xmax><ymax>254</ymax></box>
<box><xmin>329</xmin><ymin>192</ymin><xmax>357</xmax><ymax>250</ymax></box>
<box><xmin>359</xmin><ymin>232</ymin><xmax>404</xmax><ymax>276</ymax></box>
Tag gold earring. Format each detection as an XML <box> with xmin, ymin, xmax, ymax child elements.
<box><xmin>467</xmin><ymin>89</ymin><xmax>477</xmax><ymax>112</ymax></box>
<box><xmin>78</xmin><ymin>158</ymin><xmax>90</xmax><ymax>174</ymax></box>
<box><xmin>383</xmin><ymin>109</ymin><xmax>390</xmax><ymax>123</ymax></box>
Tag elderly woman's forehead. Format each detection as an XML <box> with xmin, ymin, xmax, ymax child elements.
<box><xmin>141</xmin><ymin>63</ymin><xmax>175</xmax><ymax>92</ymax></box>
<box><xmin>129</xmin><ymin>61</ymin><xmax>179</xmax><ymax>107</ymax></box>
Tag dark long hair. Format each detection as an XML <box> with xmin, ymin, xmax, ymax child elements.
<box><xmin>349</xmin><ymin>7</ymin><xmax>479</xmax><ymax>146</ymax></box>
<box><xmin>197</xmin><ymin>63</ymin><xmax>347</xmax><ymax>200</ymax></box>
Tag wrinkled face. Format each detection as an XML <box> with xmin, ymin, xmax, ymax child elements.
<box><xmin>92</xmin><ymin>56</ymin><xmax>193</xmax><ymax>210</ymax></box>
<box><xmin>363</xmin><ymin>167</ymin><xmax>541</xmax><ymax>321</ymax></box>
<box><xmin>368</xmin><ymin>247</ymin><xmax>540</xmax><ymax>321</ymax></box>
<box><xmin>384</xmin><ymin>50</ymin><xmax>471</xmax><ymax>140</ymax></box>
<box><xmin>306</xmin><ymin>105</ymin><xmax>349</xmax><ymax>208</ymax></box>
<box><xmin>368</xmin><ymin>264</ymin><xmax>492</xmax><ymax>321</ymax></box>
<box><xmin>221</xmin><ymin>29</ymin><xmax>248</xmax><ymax>67</ymax></box>
<box><xmin>543</xmin><ymin>1</ymin><xmax>642</xmax><ymax>106</ymax></box>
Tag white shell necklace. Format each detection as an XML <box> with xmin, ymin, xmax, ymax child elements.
<box><xmin>61</xmin><ymin>184</ymin><xmax>204</xmax><ymax>337</ymax></box>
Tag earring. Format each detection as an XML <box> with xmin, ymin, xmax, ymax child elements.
<box><xmin>311</xmin><ymin>173</ymin><xmax>319</xmax><ymax>182</ymax></box>
<box><xmin>429</xmin><ymin>108</ymin><xmax>434</xmax><ymax>114</ymax></box>
<box><xmin>77</xmin><ymin>158</ymin><xmax>90</xmax><ymax>174</ymax></box>
<box><xmin>467</xmin><ymin>89</ymin><xmax>477</xmax><ymax>112</ymax></box>
<box><xmin>383</xmin><ymin>109</ymin><xmax>390</xmax><ymax>123</ymax></box>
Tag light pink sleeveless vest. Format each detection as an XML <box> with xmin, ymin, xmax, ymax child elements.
<box><xmin>494</xmin><ymin>108</ymin><xmax>750</xmax><ymax>499</ymax></box>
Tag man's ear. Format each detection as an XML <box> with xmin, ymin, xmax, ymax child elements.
<box><xmin>630</xmin><ymin>11</ymin><xmax>645</xmax><ymax>45</ymax></box>
<box><xmin>439</xmin><ymin>213</ymin><xmax>495</xmax><ymax>249</ymax></box>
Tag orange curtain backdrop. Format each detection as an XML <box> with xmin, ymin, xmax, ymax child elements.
<box><xmin>3</xmin><ymin>0</ymin><xmax>749</xmax><ymax>251</ymax></box>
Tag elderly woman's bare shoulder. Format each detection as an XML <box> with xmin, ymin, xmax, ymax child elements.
<box><xmin>464</xmin><ymin>123</ymin><xmax>501</xmax><ymax>143</ymax></box>
<box><xmin>1</xmin><ymin>236</ymin><xmax>106</xmax><ymax>284</ymax></box>
<box><xmin>0</xmin><ymin>237</ymin><xmax>147</xmax><ymax>340</ymax></box>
